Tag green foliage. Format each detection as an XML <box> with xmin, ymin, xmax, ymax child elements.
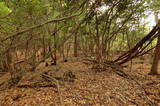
<box><xmin>0</xmin><ymin>0</ymin><xmax>157</xmax><ymax>58</ymax></box>
<box><xmin>0</xmin><ymin>2</ymin><xmax>11</xmax><ymax>17</ymax></box>
<box><xmin>149</xmin><ymin>0</ymin><xmax>160</xmax><ymax>12</ymax></box>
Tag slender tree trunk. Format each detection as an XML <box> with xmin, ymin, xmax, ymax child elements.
<box><xmin>149</xmin><ymin>12</ymin><xmax>160</xmax><ymax>75</ymax></box>
<box><xmin>49</xmin><ymin>40</ymin><xmax>54</xmax><ymax>61</ymax></box>
<box><xmin>74</xmin><ymin>34</ymin><xmax>78</xmax><ymax>57</ymax></box>
<box><xmin>53</xmin><ymin>34</ymin><xmax>57</xmax><ymax>65</ymax></box>
<box><xmin>42</xmin><ymin>34</ymin><xmax>46</xmax><ymax>61</ymax></box>
<box><xmin>149</xmin><ymin>31</ymin><xmax>160</xmax><ymax>75</ymax></box>
<box><xmin>95</xmin><ymin>14</ymin><xmax>101</xmax><ymax>58</ymax></box>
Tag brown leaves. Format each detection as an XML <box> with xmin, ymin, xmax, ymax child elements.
<box><xmin>0</xmin><ymin>57</ymin><xmax>160</xmax><ymax>105</ymax></box>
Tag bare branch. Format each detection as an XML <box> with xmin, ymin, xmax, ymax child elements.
<box><xmin>0</xmin><ymin>12</ymin><xmax>82</xmax><ymax>42</ymax></box>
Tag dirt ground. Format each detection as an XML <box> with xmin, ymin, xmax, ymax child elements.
<box><xmin>0</xmin><ymin>56</ymin><xmax>160</xmax><ymax>106</ymax></box>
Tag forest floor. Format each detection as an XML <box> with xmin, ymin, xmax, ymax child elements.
<box><xmin>0</xmin><ymin>55</ymin><xmax>160</xmax><ymax>106</ymax></box>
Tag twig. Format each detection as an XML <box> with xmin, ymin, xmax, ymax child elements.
<box><xmin>42</xmin><ymin>74</ymin><xmax>64</xmax><ymax>106</ymax></box>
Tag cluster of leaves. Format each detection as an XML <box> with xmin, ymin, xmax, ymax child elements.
<box><xmin>0</xmin><ymin>2</ymin><xmax>11</xmax><ymax>17</ymax></box>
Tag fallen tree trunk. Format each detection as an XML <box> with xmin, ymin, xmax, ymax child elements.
<box><xmin>114</xmin><ymin>22</ymin><xmax>160</xmax><ymax>65</ymax></box>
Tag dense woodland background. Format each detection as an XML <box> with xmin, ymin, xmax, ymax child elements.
<box><xmin>0</xmin><ymin>0</ymin><xmax>160</xmax><ymax>105</ymax></box>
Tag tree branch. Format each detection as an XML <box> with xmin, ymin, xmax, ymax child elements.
<box><xmin>0</xmin><ymin>12</ymin><xmax>82</xmax><ymax>42</ymax></box>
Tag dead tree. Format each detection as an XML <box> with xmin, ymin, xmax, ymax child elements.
<box><xmin>114</xmin><ymin>22</ymin><xmax>159</xmax><ymax>64</ymax></box>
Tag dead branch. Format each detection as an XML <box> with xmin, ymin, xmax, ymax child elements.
<box><xmin>42</xmin><ymin>74</ymin><xmax>64</xmax><ymax>106</ymax></box>
<box><xmin>114</xmin><ymin>23</ymin><xmax>160</xmax><ymax>64</ymax></box>
<box><xmin>86</xmin><ymin>58</ymin><xmax>159</xmax><ymax>106</ymax></box>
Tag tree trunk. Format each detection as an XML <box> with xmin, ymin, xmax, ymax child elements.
<box><xmin>149</xmin><ymin>12</ymin><xmax>160</xmax><ymax>75</ymax></box>
<box><xmin>42</xmin><ymin>34</ymin><xmax>46</xmax><ymax>62</ymax></box>
<box><xmin>74</xmin><ymin>34</ymin><xmax>78</xmax><ymax>57</ymax></box>
<box><xmin>149</xmin><ymin>31</ymin><xmax>160</xmax><ymax>75</ymax></box>
<box><xmin>53</xmin><ymin>34</ymin><xmax>57</xmax><ymax>65</ymax></box>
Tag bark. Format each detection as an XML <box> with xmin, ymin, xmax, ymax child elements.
<box><xmin>74</xmin><ymin>34</ymin><xmax>78</xmax><ymax>57</ymax></box>
<box><xmin>149</xmin><ymin>31</ymin><xmax>160</xmax><ymax>75</ymax></box>
<box><xmin>149</xmin><ymin>12</ymin><xmax>160</xmax><ymax>75</ymax></box>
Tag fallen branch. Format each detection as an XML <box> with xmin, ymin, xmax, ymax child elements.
<box><xmin>42</xmin><ymin>74</ymin><xmax>64</xmax><ymax>106</ymax></box>
<box><xmin>114</xmin><ymin>23</ymin><xmax>160</xmax><ymax>64</ymax></box>
<box><xmin>86</xmin><ymin>58</ymin><xmax>159</xmax><ymax>105</ymax></box>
